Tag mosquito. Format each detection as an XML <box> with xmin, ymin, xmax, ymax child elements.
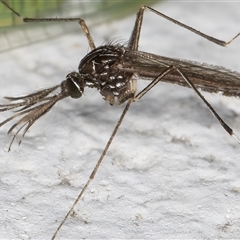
<box><xmin>1</xmin><ymin>1</ymin><xmax>240</xmax><ymax>239</ymax></box>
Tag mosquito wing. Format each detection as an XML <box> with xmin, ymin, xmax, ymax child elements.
<box><xmin>119</xmin><ymin>49</ymin><xmax>240</xmax><ymax>97</ymax></box>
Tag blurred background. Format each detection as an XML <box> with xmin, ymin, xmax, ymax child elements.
<box><xmin>0</xmin><ymin>0</ymin><xmax>160</xmax><ymax>52</ymax></box>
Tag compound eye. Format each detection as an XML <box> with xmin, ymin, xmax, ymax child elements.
<box><xmin>66</xmin><ymin>73</ymin><xmax>84</xmax><ymax>99</ymax></box>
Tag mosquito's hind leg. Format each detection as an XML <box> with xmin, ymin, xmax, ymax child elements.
<box><xmin>145</xmin><ymin>5</ymin><xmax>239</xmax><ymax>47</ymax></box>
<box><xmin>127</xmin><ymin>6</ymin><xmax>145</xmax><ymax>51</ymax></box>
<box><xmin>128</xmin><ymin>4</ymin><xmax>239</xmax><ymax>50</ymax></box>
<box><xmin>133</xmin><ymin>62</ymin><xmax>240</xmax><ymax>144</ymax></box>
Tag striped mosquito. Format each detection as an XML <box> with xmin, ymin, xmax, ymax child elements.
<box><xmin>1</xmin><ymin>1</ymin><xmax>240</xmax><ymax>239</ymax></box>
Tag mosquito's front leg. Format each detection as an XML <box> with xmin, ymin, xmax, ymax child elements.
<box><xmin>78</xmin><ymin>19</ymin><xmax>96</xmax><ymax>50</ymax></box>
<box><xmin>1</xmin><ymin>0</ymin><xmax>96</xmax><ymax>50</ymax></box>
<box><xmin>24</xmin><ymin>17</ymin><xmax>96</xmax><ymax>50</ymax></box>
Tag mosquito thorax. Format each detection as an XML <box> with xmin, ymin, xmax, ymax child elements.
<box><xmin>65</xmin><ymin>72</ymin><xmax>84</xmax><ymax>99</ymax></box>
<box><xmin>78</xmin><ymin>45</ymin><xmax>134</xmax><ymax>105</ymax></box>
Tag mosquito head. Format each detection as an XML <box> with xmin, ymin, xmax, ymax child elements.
<box><xmin>0</xmin><ymin>71</ymin><xmax>86</xmax><ymax>150</ymax></box>
<box><xmin>64</xmin><ymin>72</ymin><xmax>85</xmax><ymax>99</ymax></box>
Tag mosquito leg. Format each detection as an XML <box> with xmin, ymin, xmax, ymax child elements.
<box><xmin>175</xmin><ymin>68</ymin><xmax>240</xmax><ymax>143</ymax></box>
<box><xmin>128</xmin><ymin>4</ymin><xmax>239</xmax><ymax>52</ymax></box>
<box><xmin>25</xmin><ymin>18</ymin><xmax>96</xmax><ymax>50</ymax></box>
<box><xmin>127</xmin><ymin>6</ymin><xmax>145</xmax><ymax>51</ymax></box>
<box><xmin>134</xmin><ymin>65</ymin><xmax>176</xmax><ymax>101</ymax></box>
<box><xmin>0</xmin><ymin>0</ymin><xmax>96</xmax><ymax>50</ymax></box>
<box><xmin>51</xmin><ymin>99</ymin><xmax>132</xmax><ymax>240</ymax></box>
<box><xmin>133</xmin><ymin>60</ymin><xmax>240</xmax><ymax>143</ymax></box>
<box><xmin>145</xmin><ymin>5</ymin><xmax>239</xmax><ymax>47</ymax></box>
<box><xmin>128</xmin><ymin>5</ymin><xmax>239</xmax><ymax>52</ymax></box>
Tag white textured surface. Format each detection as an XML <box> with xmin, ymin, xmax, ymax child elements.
<box><xmin>1</xmin><ymin>1</ymin><xmax>240</xmax><ymax>239</ymax></box>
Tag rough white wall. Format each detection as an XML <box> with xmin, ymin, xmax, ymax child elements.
<box><xmin>0</xmin><ymin>1</ymin><xmax>240</xmax><ymax>239</ymax></box>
